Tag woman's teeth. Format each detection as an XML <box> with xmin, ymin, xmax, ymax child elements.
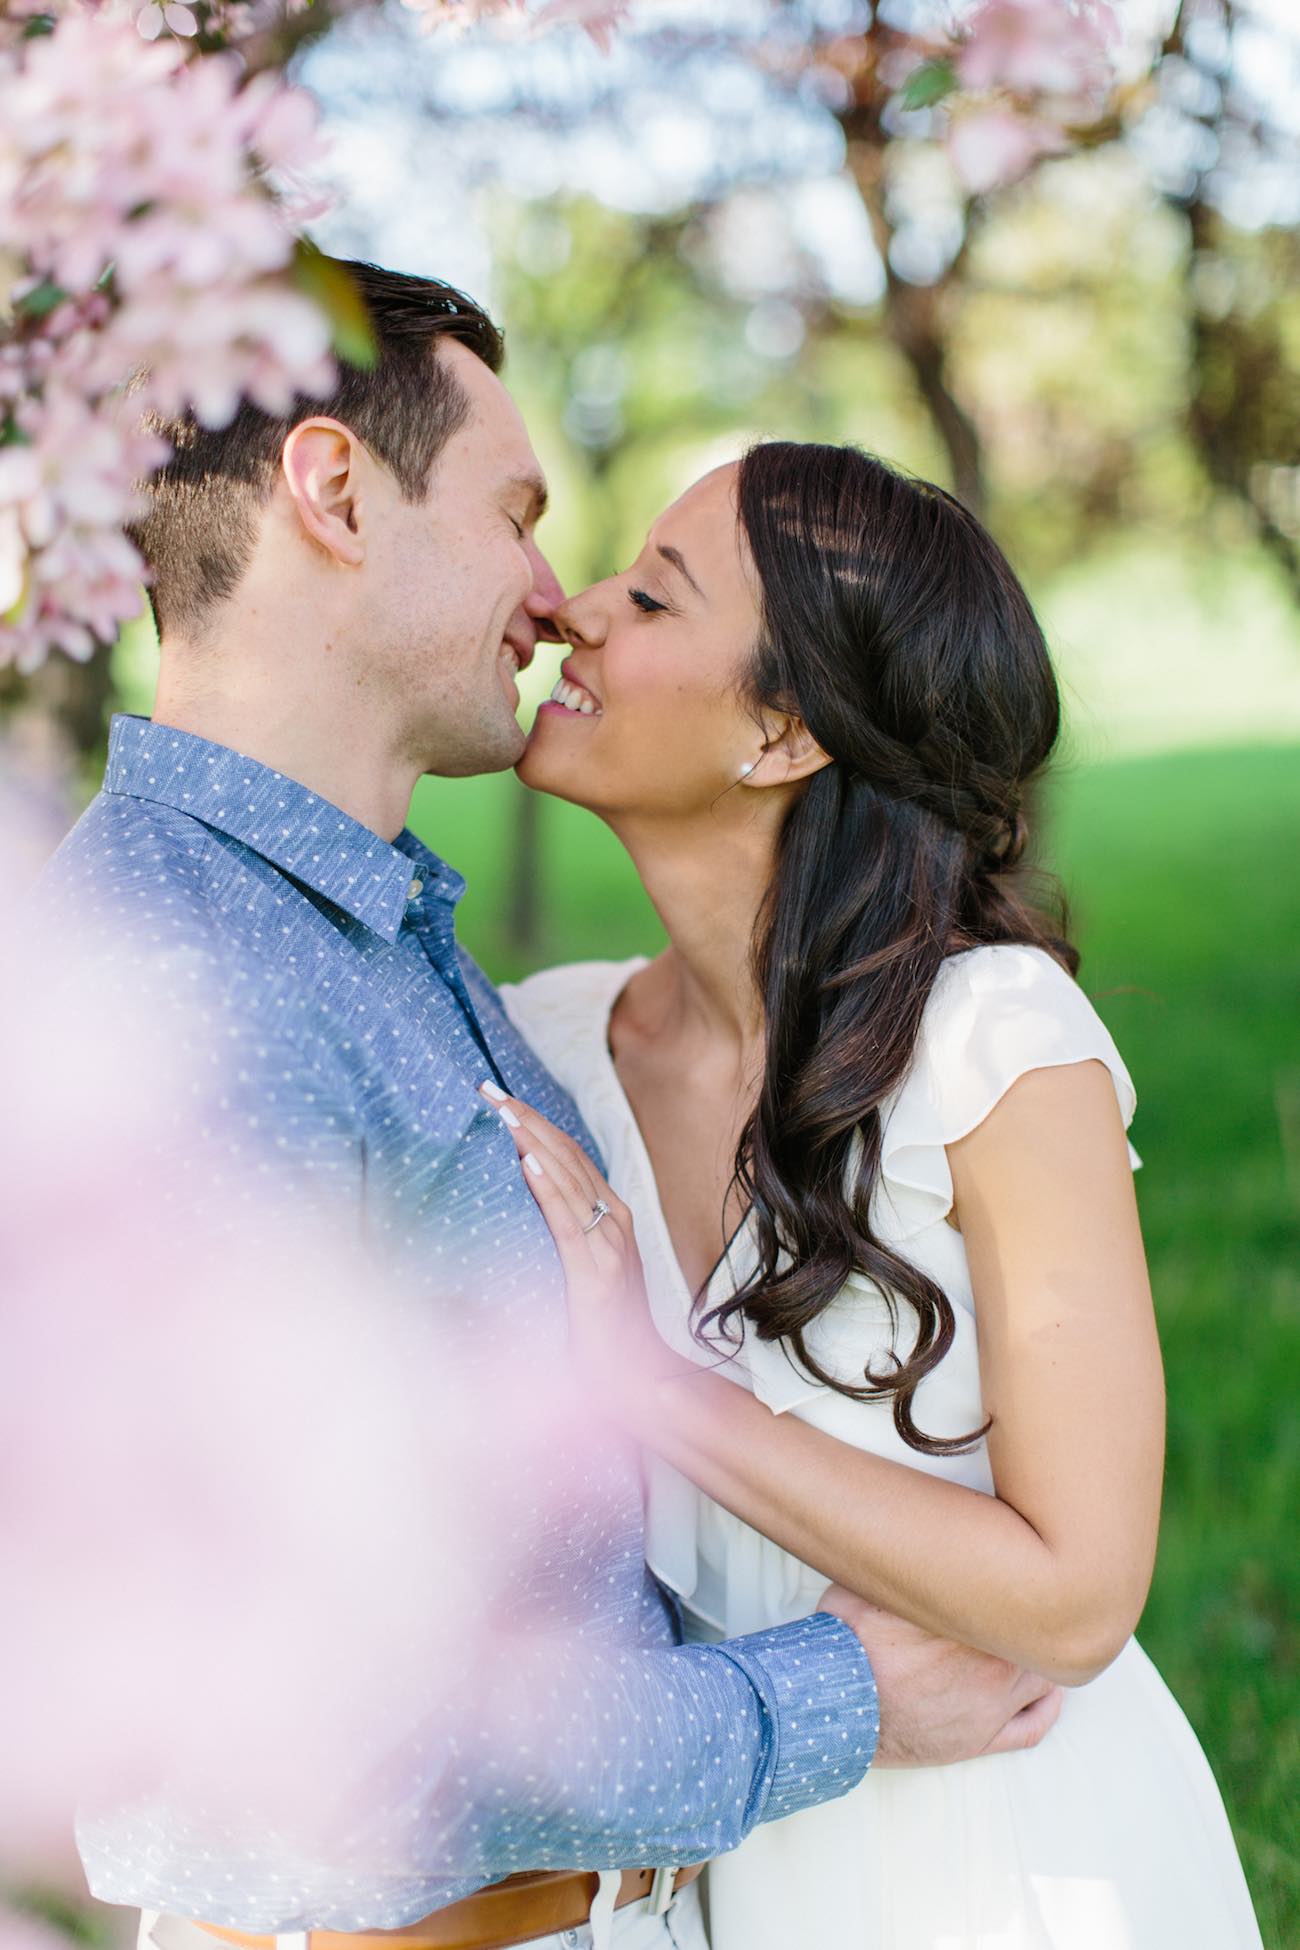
<box><xmin>550</xmin><ymin>677</ymin><xmax>599</xmax><ymax>716</ymax></box>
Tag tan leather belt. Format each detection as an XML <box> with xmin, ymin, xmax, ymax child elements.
<box><xmin>194</xmin><ymin>1864</ymin><xmax>704</xmax><ymax>1950</ymax></box>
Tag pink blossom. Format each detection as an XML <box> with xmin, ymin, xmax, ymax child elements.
<box><xmin>956</xmin><ymin>0</ymin><xmax>1119</xmax><ymax>107</ymax></box>
<box><xmin>0</xmin><ymin>379</ymin><xmax>163</xmax><ymax>669</ymax></box>
<box><xmin>947</xmin><ymin>103</ymin><xmax>1069</xmax><ymax>192</ymax></box>
<box><xmin>532</xmin><ymin>0</ymin><xmax>633</xmax><ymax>53</ymax></box>
<box><xmin>400</xmin><ymin>0</ymin><xmax>524</xmax><ymax>34</ymax></box>
<box><xmin>399</xmin><ymin>0</ymin><xmax>632</xmax><ymax>44</ymax></box>
<box><xmin>136</xmin><ymin>2</ymin><xmax>200</xmax><ymax>38</ymax></box>
<box><xmin>2</xmin><ymin>390</ymin><xmax>151</xmax><ymax>544</ymax></box>
<box><xmin>7</xmin><ymin>30</ymin><xmax>322</xmax><ymax>299</ymax></box>
<box><xmin>0</xmin><ymin>1911</ymin><xmax>83</xmax><ymax>1950</ymax></box>
<box><xmin>1</xmin><ymin>18</ymin><xmax>188</xmax><ymax>293</ymax></box>
<box><xmin>0</xmin><ymin>506</ymin><xmax>25</xmax><ymax>617</ymax></box>
<box><xmin>0</xmin><ymin>7</ymin><xmax>334</xmax><ymax>669</ymax></box>
<box><xmin>92</xmin><ymin>276</ymin><xmax>334</xmax><ymax>423</ymax></box>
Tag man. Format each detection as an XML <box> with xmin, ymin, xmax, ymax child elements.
<box><xmin>40</xmin><ymin>261</ymin><xmax>1059</xmax><ymax>1950</ymax></box>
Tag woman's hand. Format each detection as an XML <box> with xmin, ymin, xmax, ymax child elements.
<box><xmin>478</xmin><ymin>1082</ymin><xmax>678</xmax><ymax>1414</ymax></box>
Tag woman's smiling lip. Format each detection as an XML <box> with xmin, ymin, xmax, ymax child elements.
<box><xmin>536</xmin><ymin>657</ymin><xmax>603</xmax><ymax>719</ymax></box>
<box><xmin>560</xmin><ymin>656</ymin><xmax>601</xmax><ymax>706</ymax></box>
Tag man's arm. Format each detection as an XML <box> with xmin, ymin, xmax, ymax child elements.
<box><xmin>420</xmin><ymin>1612</ymin><xmax>878</xmax><ymax>1881</ymax></box>
<box><xmin>425</xmin><ymin>1599</ymin><xmax>1060</xmax><ymax>1884</ymax></box>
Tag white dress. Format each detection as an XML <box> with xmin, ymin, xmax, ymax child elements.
<box><xmin>502</xmin><ymin>945</ymin><xmax>1263</xmax><ymax>1950</ymax></box>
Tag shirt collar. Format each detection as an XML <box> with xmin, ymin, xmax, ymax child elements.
<box><xmin>103</xmin><ymin>715</ymin><xmax>464</xmax><ymax>945</ymax></box>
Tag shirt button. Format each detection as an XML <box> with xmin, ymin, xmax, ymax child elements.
<box><xmin>407</xmin><ymin>878</ymin><xmax>423</xmax><ymax>901</ymax></box>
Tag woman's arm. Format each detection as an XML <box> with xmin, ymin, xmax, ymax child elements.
<box><xmin>485</xmin><ymin>1061</ymin><xmax>1165</xmax><ymax>1688</ymax></box>
<box><xmin>643</xmin><ymin>1061</ymin><xmax>1164</xmax><ymax>1685</ymax></box>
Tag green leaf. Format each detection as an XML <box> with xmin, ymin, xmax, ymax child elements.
<box><xmin>292</xmin><ymin>241</ymin><xmax>377</xmax><ymax>371</ymax></box>
<box><xmin>15</xmin><ymin>279</ymin><xmax>67</xmax><ymax>320</ymax></box>
<box><xmin>899</xmin><ymin>59</ymin><xmax>956</xmax><ymax>112</ymax></box>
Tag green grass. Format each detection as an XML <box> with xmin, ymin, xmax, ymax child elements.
<box><xmin>1053</xmin><ymin>745</ymin><xmax>1300</xmax><ymax>1947</ymax></box>
<box><xmin>414</xmin><ymin>740</ymin><xmax>1300</xmax><ymax>1943</ymax></box>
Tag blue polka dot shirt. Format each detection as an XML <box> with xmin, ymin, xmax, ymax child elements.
<box><xmin>42</xmin><ymin>716</ymin><xmax>879</xmax><ymax>1930</ymax></box>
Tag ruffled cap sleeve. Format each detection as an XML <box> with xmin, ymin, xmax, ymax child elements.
<box><xmin>876</xmin><ymin>944</ymin><xmax>1140</xmax><ymax>1244</ymax></box>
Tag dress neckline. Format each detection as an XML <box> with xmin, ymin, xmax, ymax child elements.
<box><xmin>566</xmin><ymin>957</ymin><xmax>827</xmax><ymax>1411</ymax></box>
<box><xmin>595</xmin><ymin>958</ymin><xmax>697</xmax><ymax>1310</ymax></box>
<box><xmin>591</xmin><ymin>957</ymin><xmax>752</xmax><ymax>1337</ymax></box>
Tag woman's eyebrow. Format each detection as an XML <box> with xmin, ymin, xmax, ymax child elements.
<box><xmin>657</xmin><ymin>543</ymin><xmax>704</xmax><ymax>598</ymax></box>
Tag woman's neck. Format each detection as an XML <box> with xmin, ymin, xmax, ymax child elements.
<box><xmin>610</xmin><ymin>807</ymin><xmax>776</xmax><ymax>1057</ymax></box>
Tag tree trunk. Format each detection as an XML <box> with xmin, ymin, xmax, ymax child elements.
<box><xmin>839</xmin><ymin>81</ymin><xmax>987</xmax><ymax>519</ymax></box>
<box><xmin>1</xmin><ymin>636</ymin><xmax>115</xmax><ymax>772</ymax></box>
<box><xmin>1167</xmin><ymin>1</ymin><xmax>1300</xmax><ymax>602</ymax></box>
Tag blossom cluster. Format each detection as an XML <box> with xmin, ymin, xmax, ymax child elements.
<box><xmin>0</xmin><ymin>9</ymin><xmax>333</xmax><ymax>671</ymax></box>
<box><xmin>402</xmin><ymin>0</ymin><xmax>631</xmax><ymax>51</ymax></box>
<box><xmin>904</xmin><ymin>0</ymin><xmax>1122</xmax><ymax>194</ymax></box>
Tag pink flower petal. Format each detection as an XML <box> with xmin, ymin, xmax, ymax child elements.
<box><xmin>948</xmin><ymin>105</ymin><xmax>1067</xmax><ymax>193</ymax></box>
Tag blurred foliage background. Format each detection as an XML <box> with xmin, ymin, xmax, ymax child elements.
<box><xmin>2</xmin><ymin>0</ymin><xmax>1297</xmax><ymax>1937</ymax></box>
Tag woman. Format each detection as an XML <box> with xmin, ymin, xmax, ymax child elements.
<box><xmin>486</xmin><ymin>444</ymin><xmax>1262</xmax><ymax>1948</ymax></box>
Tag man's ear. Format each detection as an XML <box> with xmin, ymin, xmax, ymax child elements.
<box><xmin>280</xmin><ymin>418</ymin><xmax>367</xmax><ymax>569</ymax></box>
<box><xmin>742</xmin><ymin>714</ymin><xmax>834</xmax><ymax>788</ymax></box>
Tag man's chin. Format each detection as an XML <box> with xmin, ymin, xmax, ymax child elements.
<box><xmin>421</xmin><ymin>715</ymin><xmax>527</xmax><ymax>781</ymax></box>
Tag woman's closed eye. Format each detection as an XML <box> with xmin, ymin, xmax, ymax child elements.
<box><xmin>629</xmin><ymin>587</ymin><xmax>670</xmax><ymax>615</ymax></box>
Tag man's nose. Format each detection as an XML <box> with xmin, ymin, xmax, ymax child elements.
<box><xmin>524</xmin><ymin>541</ymin><xmax>567</xmax><ymax>642</ymax></box>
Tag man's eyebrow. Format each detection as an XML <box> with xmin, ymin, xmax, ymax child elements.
<box><xmin>657</xmin><ymin>544</ymin><xmax>703</xmax><ymax>598</ymax></box>
<box><xmin>507</xmin><ymin>473</ymin><xmax>549</xmax><ymax>521</ymax></box>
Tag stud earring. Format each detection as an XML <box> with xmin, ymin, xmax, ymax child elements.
<box><xmin>738</xmin><ymin>760</ymin><xmax>757</xmax><ymax>779</ymax></box>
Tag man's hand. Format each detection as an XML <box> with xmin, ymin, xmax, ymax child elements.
<box><xmin>819</xmin><ymin>1586</ymin><xmax>1064</xmax><ymax>1768</ymax></box>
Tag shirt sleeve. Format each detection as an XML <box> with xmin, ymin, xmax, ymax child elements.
<box><xmin>77</xmin><ymin>1618</ymin><xmax>877</xmax><ymax>1929</ymax></box>
<box><xmin>414</xmin><ymin>1613</ymin><xmax>879</xmax><ymax>1886</ymax></box>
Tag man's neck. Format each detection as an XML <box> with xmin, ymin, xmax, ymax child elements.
<box><xmin>153</xmin><ymin>658</ymin><xmax>418</xmax><ymax>844</ymax></box>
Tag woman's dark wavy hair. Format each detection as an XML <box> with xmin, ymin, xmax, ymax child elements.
<box><xmin>698</xmin><ymin>440</ymin><xmax>1078</xmax><ymax>1456</ymax></box>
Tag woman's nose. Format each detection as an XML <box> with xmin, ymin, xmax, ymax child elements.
<box><xmin>552</xmin><ymin>580</ymin><xmax>613</xmax><ymax>649</ymax></box>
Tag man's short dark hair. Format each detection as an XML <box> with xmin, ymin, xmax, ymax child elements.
<box><xmin>130</xmin><ymin>260</ymin><xmax>505</xmax><ymax>640</ymax></box>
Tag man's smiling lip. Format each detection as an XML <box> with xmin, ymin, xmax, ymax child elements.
<box><xmin>505</xmin><ymin>631</ymin><xmax>536</xmax><ymax>674</ymax></box>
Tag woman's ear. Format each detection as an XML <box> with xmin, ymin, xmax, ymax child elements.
<box><xmin>739</xmin><ymin>714</ymin><xmax>834</xmax><ymax>788</ymax></box>
<box><xmin>280</xmin><ymin>418</ymin><xmax>367</xmax><ymax>569</ymax></box>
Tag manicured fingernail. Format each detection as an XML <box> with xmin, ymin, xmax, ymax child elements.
<box><xmin>524</xmin><ymin>1153</ymin><xmax>544</xmax><ymax>1177</ymax></box>
<box><xmin>496</xmin><ymin>1104</ymin><xmax>520</xmax><ymax>1128</ymax></box>
<box><xmin>480</xmin><ymin>1080</ymin><xmax>507</xmax><ymax>1102</ymax></box>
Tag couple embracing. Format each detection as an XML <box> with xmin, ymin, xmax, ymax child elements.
<box><xmin>46</xmin><ymin>262</ymin><xmax>1262</xmax><ymax>1950</ymax></box>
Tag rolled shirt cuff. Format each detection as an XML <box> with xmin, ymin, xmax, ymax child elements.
<box><xmin>710</xmin><ymin>1609</ymin><xmax>879</xmax><ymax>1826</ymax></box>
